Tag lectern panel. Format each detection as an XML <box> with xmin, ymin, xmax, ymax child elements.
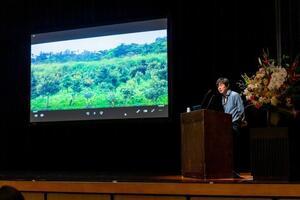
<box><xmin>181</xmin><ymin>109</ymin><xmax>233</xmax><ymax>178</ymax></box>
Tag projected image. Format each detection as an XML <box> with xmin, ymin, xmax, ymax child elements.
<box><xmin>31</xmin><ymin>30</ymin><xmax>167</xmax><ymax>113</ymax></box>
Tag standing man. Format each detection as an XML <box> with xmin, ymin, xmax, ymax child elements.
<box><xmin>216</xmin><ymin>77</ymin><xmax>245</xmax><ymax>177</ymax></box>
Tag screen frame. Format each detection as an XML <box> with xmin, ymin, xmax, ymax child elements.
<box><xmin>29</xmin><ymin>17</ymin><xmax>172</xmax><ymax>125</ymax></box>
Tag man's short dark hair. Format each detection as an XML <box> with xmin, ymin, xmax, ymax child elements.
<box><xmin>216</xmin><ymin>77</ymin><xmax>230</xmax><ymax>87</ymax></box>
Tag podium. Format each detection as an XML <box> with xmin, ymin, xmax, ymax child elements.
<box><xmin>181</xmin><ymin>109</ymin><xmax>233</xmax><ymax>178</ymax></box>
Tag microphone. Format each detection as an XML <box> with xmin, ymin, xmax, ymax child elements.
<box><xmin>206</xmin><ymin>94</ymin><xmax>215</xmax><ymax>109</ymax></box>
<box><xmin>200</xmin><ymin>89</ymin><xmax>212</xmax><ymax>109</ymax></box>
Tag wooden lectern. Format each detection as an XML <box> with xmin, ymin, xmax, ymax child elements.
<box><xmin>181</xmin><ymin>109</ymin><xmax>233</xmax><ymax>178</ymax></box>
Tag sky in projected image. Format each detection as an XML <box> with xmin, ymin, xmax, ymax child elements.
<box><xmin>31</xmin><ymin>30</ymin><xmax>167</xmax><ymax>56</ymax></box>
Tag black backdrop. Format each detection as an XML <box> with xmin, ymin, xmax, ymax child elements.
<box><xmin>0</xmin><ymin>0</ymin><xmax>298</xmax><ymax>176</ymax></box>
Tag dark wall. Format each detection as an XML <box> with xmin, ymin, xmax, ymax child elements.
<box><xmin>281</xmin><ymin>0</ymin><xmax>300</xmax><ymax>58</ymax></box>
<box><xmin>1</xmin><ymin>0</ymin><xmax>296</xmax><ymax>175</ymax></box>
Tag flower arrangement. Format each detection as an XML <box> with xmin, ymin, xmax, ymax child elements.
<box><xmin>240</xmin><ymin>50</ymin><xmax>300</xmax><ymax>110</ymax></box>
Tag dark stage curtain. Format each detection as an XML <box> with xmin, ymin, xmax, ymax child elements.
<box><xmin>0</xmin><ymin>0</ymin><xmax>298</xmax><ymax>174</ymax></box>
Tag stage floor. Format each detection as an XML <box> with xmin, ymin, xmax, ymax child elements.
<box><xmin>2</xmin><ymin>172</ymin><xmax>300</xmax><ymax>198</ymax></box>
<box><xmin>3</xmin><ymin>171</ymin><xmax>300</xmax><ymax>184</ymax></box>
<box><xmin>0</xmin><ymin>171</ymin><xmax>255</xmax><ymax>183</ymax></box>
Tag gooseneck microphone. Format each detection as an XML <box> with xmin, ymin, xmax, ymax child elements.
<box><xmin>200</xmin><ymin>89</ymin><xmax>212</xmax><ymax>109</ymax></box>
<box><xmin>206</xmin><ymin>94</ymin><xmax>215</xmax><ymax>109</ymax></box>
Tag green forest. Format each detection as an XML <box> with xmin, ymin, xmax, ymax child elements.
<box><xmin>31</xmin><ymin>37</ymin><xmax>168</xmax><ymax>111</ymax></box>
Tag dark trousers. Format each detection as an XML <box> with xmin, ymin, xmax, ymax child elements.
<box><xmin>232</xmin><ymin>121</ymin><xmax>241</xmax><ymax>173</ymax></box>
